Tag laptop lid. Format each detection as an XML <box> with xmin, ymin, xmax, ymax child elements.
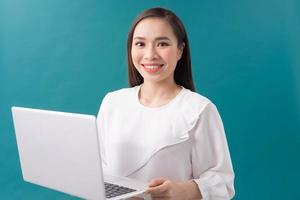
<box><xmin>12</xmin><ymin>106</ymin><xmax>106</xmax><ymax>200</ymax></box>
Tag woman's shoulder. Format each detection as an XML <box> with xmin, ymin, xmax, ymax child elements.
<box><xmin>104</xmin><ymin>87</ymin><xmax>137</xmax><ymax>100</ymax></box>
<box><xmin>176</xmin><ymin>88</ymin><xmax>223</xmax><ymax>122</ymax></box>
<box><xmin>180</xmin><ymin>88</ymin><xmax>213</xmax><ymax>109</ymax></box>
<box><xmin>100</xmin><ymin>87</ymin><xmax>138</xmax><ymax>110</ymax></box>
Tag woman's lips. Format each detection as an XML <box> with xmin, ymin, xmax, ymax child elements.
<box><xmin>141</xmin><ymin>64</ymin><xmax>164</xmax><ymax>73</ymax></box>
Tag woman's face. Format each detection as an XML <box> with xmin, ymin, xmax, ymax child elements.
<box><xmin>131</xmin><ymin>17</ymin><xmax>183</xmax><ymax>84</ymax></box>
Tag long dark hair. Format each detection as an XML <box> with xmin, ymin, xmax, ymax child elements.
<box><xmin>127</xmin><ymin>7</ymin><xmax>195</xmax><ymax>92</ymax></box>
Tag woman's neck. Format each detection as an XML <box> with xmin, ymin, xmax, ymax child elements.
<box><xmin>139</xmin><ymin>81</ymin><xmax>182</xmax><ymax>107</ymax></box>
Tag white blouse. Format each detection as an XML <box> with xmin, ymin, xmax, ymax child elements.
<box><xmin>97</xmin><ymin>86</ymin><xmax>235</xmax><ymax>199</ymax></box>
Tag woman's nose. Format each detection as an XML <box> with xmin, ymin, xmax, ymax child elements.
<box><xmin>144</xmin><ymin>46</ymin><xmax>158</xmax><ymax>60</ymax></box>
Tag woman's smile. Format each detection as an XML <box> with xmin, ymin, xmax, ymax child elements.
<box><xmin>141</xmin><ymin>63</ymin><xmax>164</xmax><ymax>73</ymax></box>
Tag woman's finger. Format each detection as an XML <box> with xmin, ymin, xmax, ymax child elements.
<box><xmin>146</xmin><ymin>180</ymin><xmax>170</xmax><ymax>195</ymax></box>
<box><xmin>148</xmin><ymin>177</ymin><xmax>167</xmax><ymax>187</ymax></box>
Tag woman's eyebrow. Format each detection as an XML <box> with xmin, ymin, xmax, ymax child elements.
<box><xmin>155</xmin><ymin>36</ymin><xmax>171</xmax><ymax>41</ymax></box>
<box><xmin>133</xmin><ymin>36</ymin><xmax>145</xmax><ymax>40</ymax></box>
<box><xmin>133</xmin><ymin>36</ymin><xmax>171</xmax><ymax>41</ymax></box>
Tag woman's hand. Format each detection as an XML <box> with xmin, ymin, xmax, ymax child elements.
<box><xmin>145</xmin><ymin>177</ymin><xmax>201</xmax><ymax>200</ymax></box>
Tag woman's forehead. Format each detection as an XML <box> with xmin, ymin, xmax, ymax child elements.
<box><xmin>133</xmin><ymin>18</ymin><xmax>176</xmax><ymax>40</ymax></box>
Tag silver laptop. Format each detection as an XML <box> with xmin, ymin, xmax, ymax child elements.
<box><xmin>11</xmin><ymin>106</ymin><xmax>148</xmax><ymax>200</ymax></box>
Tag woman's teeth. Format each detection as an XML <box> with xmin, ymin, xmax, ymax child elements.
<box><xmin>142</xmin><ymin>64</ymin><xmax>163</xmax><ymax>73</ymax></box>
<box><xmin>145</xmin><ymin>65</ymin><xmax>159</xmax><ymax>69</ymax></box>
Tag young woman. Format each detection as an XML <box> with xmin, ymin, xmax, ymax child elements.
<box><xmin>97</xmin><ymin>7</ymin><xmax>235</xmax><ymax>200</ymax></box>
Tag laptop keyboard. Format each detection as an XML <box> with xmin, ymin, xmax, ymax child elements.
<box><xmin>104</xmin><ymin>182</ymin><xmax>137</xmax><ymax>198</ymax></box>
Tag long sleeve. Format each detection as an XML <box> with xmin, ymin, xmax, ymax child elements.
<box><xmin>96</xmin><ymin>93</ymin><xmax>111</xmax><ymax>167</ymax></box>
<box><xmin>191</xmin><ymin>103</ymin><xmax>235</xmax><ymax>200</ymax></box>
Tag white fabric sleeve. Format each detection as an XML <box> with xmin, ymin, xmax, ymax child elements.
<box><xmin>191</xmin><ymin>103</ymin><xmax>235</xmax><ymax>200</ymax></box>
<box><xmin>96</xmin><ymin>93</ymin><xmax>111</xmax><ymax>166</ymax></box>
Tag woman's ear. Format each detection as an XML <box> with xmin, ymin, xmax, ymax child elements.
<box><xmin>177</xmin><ymin>42</ymin><xmax>185</xmax><ymax>60</ymax></box>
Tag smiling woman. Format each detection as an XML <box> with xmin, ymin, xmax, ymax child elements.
<box><xmin>97</xmin><ymin>7</ymin><xmax>235</xmax><ymax>200</ymax></box>
<box><xmin>131</xmin><ymin>18</ymin><xmax>183</xmax><ymax>87</ymax></box>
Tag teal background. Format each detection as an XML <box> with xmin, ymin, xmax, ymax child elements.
<box><xmin>1</xmin><ymin>0</ymin><xmax>299</xmax><ymax>199</ymax></box>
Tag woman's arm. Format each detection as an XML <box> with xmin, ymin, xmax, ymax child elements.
<box><xmin>191</xmin><ymin>103</ymin><xmax>235</xmax><ymax>199</ymax></box>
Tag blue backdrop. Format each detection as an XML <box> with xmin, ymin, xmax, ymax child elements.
<box><xmin>1</xmin><ymin>0</ymin><xmax>300</xmax><ymax>199</ymax></box>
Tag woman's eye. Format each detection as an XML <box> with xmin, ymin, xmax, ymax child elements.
<box><xmin>158</xmin><ymin>42</ymin><xmax>169</xmax><ymax>47</ymax></box>
<box><xmin>134</xmin><ymin>42</ymin><xmax>144</xmax><ymax>47</ymax></box>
